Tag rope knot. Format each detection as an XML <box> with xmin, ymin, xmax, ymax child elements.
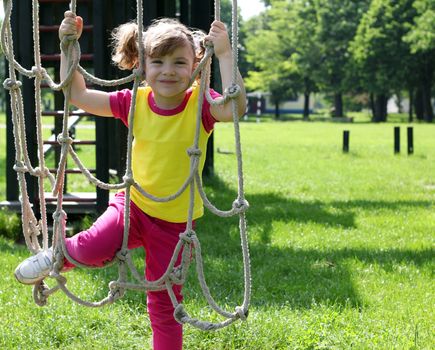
<box><xmin>232</xmin><ymin>198</ymin><xmax>249</xmax><ymax>213</ymax></box>
<box><xmin>235</xmin><ymin>306</ymin><xmax>249</xmax><ymax>321</ymax></box>
<box><xmin>34</xmin><ymin>166</ymin><xmax>50</xmax><ymax>178</ymax></box>
<box><xmin>187</xmin><ymin>147</ymin><xmax>202</xmax><ymax>158</ymax></box>
<box><xmin>224</xmin><ymin>84</ymin><xmax>241</xmax><ymax>99</ymax></box>
<box><xmin>13</xmin><ymin>161</ymin><xmax>27</xmax><ymax>173</ymax></box>
<box><xmin>57</xmin><ymin>134</ymin><xmax>74</xmax><ymax>146</ymax></box>
<box><xmin>179</xmin><ymin>229</ymin><xmax>195</xmax><ymax>244</ymax></box>
<box><xmin>170</xmin><ymin>266</ymin><xmax>183</xmax><ymax>283</ymax></box>
<box><xmin>31</xmin><ymin>66</ymin><xmax>45</xmax><ymax>80</ymax></box>
<box><xmin>3</xmin><ymin>78</ymin><xmax>22</xmax><ymax>91</ymax></box>
<box><xmin>116</xmin><ymin>249</ymin><xmax>129</xmax><ymax>262</ymax></box>
<box><xmin>122</xmin><ymin>174</ymin><xmax>135</xmax><ymax>186</ymax></box>
<box><xmin>108</xmin><ymin>281</ymin><xmax>125</xmax><ymax>300</ymax></box>
<box><xmin>52</xmin><ymin>210</ymin><xmax>67</xmax><ymax>222</ymax></box>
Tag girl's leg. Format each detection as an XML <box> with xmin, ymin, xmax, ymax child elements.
<box><xmin>64</xmin><ymin>192</ymin><xmax>144</xmax><ymax>268</ymax></box>
<box><xmin>14</xmin><ymin>192</ymin><xmax>145</xmax><ymax>284</ymax></box>
<box><xmin>144</xmin><ymin>218</ymin><xmax>188</xmax><ymax>350</ymax></box>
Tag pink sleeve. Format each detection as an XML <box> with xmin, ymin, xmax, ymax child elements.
<box><xmin>109</xmin><ymin>89</ymin><xmax>132</xmax><ymax>126</ymax></box>
<box><xmin>202</xmin><ymin>88</ymin><xmax>221</xmax><ymax>133</ymax></box>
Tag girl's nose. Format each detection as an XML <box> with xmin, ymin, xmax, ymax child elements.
<box><xmin>162</xmin><ymin>63</ymin><xmax>175</xmax><ymax>75</ymax></box>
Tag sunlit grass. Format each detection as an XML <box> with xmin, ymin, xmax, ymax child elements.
<box><xmin>0</xmin><ymin>116</ymin><xmax>434</xmax><ymax>348</ymax></box>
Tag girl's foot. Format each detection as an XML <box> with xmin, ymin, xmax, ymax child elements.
<box><xmin>14</xmin><ymin>249</ymin><xmax>53</xmax><ymax>285</ymax></box>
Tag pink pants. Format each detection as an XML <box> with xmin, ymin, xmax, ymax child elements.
<box><xmin>64</xmin><ymin>192</ymin><xmax>187</xmax><ymax>350</ymax></box>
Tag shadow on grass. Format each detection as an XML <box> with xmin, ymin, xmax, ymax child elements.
<box><xmin>2</xmin><ymin>173</ymin><xmax>433</xmax><ymax>312</ymax></box>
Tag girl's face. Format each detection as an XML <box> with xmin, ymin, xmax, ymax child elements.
<box><xmin>145</xmin><ymin>44</ymin><xmax>196</xmax><ymax>109</ymax></box>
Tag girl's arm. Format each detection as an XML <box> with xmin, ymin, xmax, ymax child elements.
<box><xmin>205</xmin><ymin>21</ymin><xmax>247</xmax><ymax>122</ymax></box>
<box><xmin>60</xmin><ymin>11</ymin><xmax>113</xmax><ymax>117</ymax></box>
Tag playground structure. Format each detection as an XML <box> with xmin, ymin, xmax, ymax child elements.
<box><xmin>2</xmin><ymin>0</ymin><xmax>250</xmax><ymax>331</ymax></box>
<box><xmin>3</xmin><ymin>0</ymin><xmax>216</xmax><ymax>214</ymax></box>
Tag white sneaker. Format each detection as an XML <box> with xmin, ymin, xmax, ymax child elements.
<box><xmin>14</xmin><ymin>248</ymin><xmax>53</xmax><ymax>285</ymax></box>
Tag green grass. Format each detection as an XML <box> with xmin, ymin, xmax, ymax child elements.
<box><xmin>1</xmin><ymin>117</ymin><xmax>434</xmax><ymax>349</ymax></box>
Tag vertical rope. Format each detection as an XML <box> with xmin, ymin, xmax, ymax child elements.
<box><xmin>32</xmin><ymin>0</ymin><xmax>50</xmax><ymax>251</ymax></box>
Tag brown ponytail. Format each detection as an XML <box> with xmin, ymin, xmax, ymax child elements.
<box><xmin>111</xmin><ymin>22</ymin><xmax>139</xmax><ymax>70</ymax></box>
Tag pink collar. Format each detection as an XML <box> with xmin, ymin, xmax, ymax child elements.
<box><xmin>148</xmin><ymin>88</ymin><xmax>193</xmax><ymax>116</ymax></box>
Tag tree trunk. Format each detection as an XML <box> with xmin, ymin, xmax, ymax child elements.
<box><xmin>370</xmin><ymin>93</ymin><xmax>375</xmax><ymax>119</ymax></box>
<box><xmin>408</xmin><ymin>88</ymin><xmax>413</xmax><ymax>123</ymax></box>
<box><xmin>334</xmin><ymin>93</ymin><xmax>343</xmax><ymax>117</ymax></box>
<box><xmin>303</xmin><ymin>92</ymin><xmax>310</xmax><ymax>119</ymax></box>
<box><xmin>372</xmin><ymin>94</ymin><xmax>388</xmax><ymax>122</ymax></box>
<box><xmin>274</xmin><ymin>101</ymin><xmax>280</xmax><ymax>119</ymax></box>
<box><xmin>422</xmin><ymin>70</ymin><xmax>434</xmax><ymax>122</ymax></box>
<box><xmin>414</xmin><ymin>87</ymin><xmax>424</xmax><ymax>121</ymax></box>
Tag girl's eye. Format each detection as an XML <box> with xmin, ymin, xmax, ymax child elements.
<box><xmin>151</xmin><ymin>59</ymin><xmax>162</xmax><ymax>64</ymax></box>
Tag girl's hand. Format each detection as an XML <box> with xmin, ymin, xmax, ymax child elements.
<box><xmin>59</xmin><ymin>11</ymin><xmax>83</xmax><ymax>41</ymax></box>
<box><xmin>205</xmin><ymin>21</ymin><xmax>232</xmax><ymax>60</ymax></box>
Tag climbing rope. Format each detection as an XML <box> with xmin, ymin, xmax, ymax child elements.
<box><xmin>2</xmin><ymin>0</ymin><xmax>250</xmax><ymax>330</ymax></box>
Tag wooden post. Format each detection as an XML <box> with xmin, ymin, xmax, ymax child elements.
<box><xmin>93</xmin><ymin>0</ymin><xmax>110</xmax><ymax>213</ymax></box>
<box><xmin>394</xmin><ymin>126</ymin><xmax>400</xmax><ymax>154</ymax></box>
<box><xmin>407</xmin><ymin>127</ymin><xmax>414</xmax><ymax>155</ymax></box>
<box><xmin>343</xmin><ymin>130</ymin><xmax>349</xmax><ymax>153</ymax></box>
<box><xmin>18</xmin><ymin>2</ymin><xmax>38</xmax><ymax>204</ymax></box>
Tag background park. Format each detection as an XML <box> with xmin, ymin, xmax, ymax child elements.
<box><xmin>0</xmin><ymin>0</ymin><xmax>434</xmax><ymax>349</ymax></box>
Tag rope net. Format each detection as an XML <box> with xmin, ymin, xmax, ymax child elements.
<box><xmin>2</xmin><ymin>0</ymin><xmax>250</xmax><ymax>330</ymax></box>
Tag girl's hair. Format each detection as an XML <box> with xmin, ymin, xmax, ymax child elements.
<box><xmin>111</xmin><ymin>18</ymin><xmax>206</xmax><ymax>71</ymax></box>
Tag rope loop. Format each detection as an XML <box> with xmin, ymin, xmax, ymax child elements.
<box><xmin>179</xmin><ymin>229</ymin><xmax>195</xmax><ymax>244</ymax></box>
<box><xmin>13</xmin><ymin>161</ymin><xmax>28</xmax><ymax>173</ymax></box>
<box><xmin>235</xmin><ymin>306</ymin><xmax>249</xmax><ymax>321</ymax></box>
<box><xmin>51</xmin><ymin>271</ymin><xmax>67</xmax><ymax>285</ymax></box>
<box><xmin>33</xmin><ymin>281</ymin><xmax>49</xmax><ymax>306</ymax></box>
<box><xmin>187</xmin><ymin>147</ymin><xmax>202</xmax><ymax>158</ymax></box>
<box><xmin>173</xmin><ymin>304</ymin><xmax>189</xmax><ymax>324</ymax></box>
<box><xmin>224</xmin><ymin>83</ymin><xmax>241</xmax><ymax>100</ymax></box>
<box><xmin>57</xmin><ymin>134</ymin><xmax>74</xmax><ymax>146</ymax></box>
<box><xmin>3</xmin><ymin>78</ymin><xmax>22</xmax><ymax>91</ymax></box>
<box><xmin>232</xmin><ymin>198</ymin><xmax>249</xmax><ymax>213</ymax></box>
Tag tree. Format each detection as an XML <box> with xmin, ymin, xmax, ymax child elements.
<box><xmin>245</xmin><ymin>16</ymin><xmax>298</xmax><ymax>118</ymax></box>
<box><xmin>312</xmin><ymin>0</ymin><xmax>370</xmax><ymax>118</ymax></box>
<box><xmin>245</xmin><ymin>0</ymin><xmax>319</xmax><ymax>119</ymax></box>
<box><xmin>404</xmin><ymin>0</ymin><xmax>435</xmax><ymax>122</ymax></box>
<box><xmin>270</xmin><ymin>0</ymin><xmax>320</xmax><ymax>119</ymax></box>
<box><xmin>350</xmin><ymin>0</ymin><xmax>418</xmax><ymax>122</ymax></box>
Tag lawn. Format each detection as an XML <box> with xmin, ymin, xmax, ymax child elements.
<box><xmin>0</xmin><ymin>116</ymin><xmax>434</xmax><ymax>349</ymax></box>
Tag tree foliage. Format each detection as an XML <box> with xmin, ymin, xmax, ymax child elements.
<box><xmin>243</xmin><ymin>0</ymin><xmax>435</xmax><ymax>122</ymax></box>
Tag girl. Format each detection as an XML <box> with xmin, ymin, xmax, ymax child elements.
<box><xmin>14</xmin><ymin>11</ymin><xmax>246</xmax><ymax>350</ymax></box>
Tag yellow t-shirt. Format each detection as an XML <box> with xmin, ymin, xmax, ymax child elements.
<box><xmin>113</xmin><ymin>85</ymin><xmax>213</xmax><ymax>223</ymax></box>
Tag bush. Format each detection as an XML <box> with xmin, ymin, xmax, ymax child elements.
<box><xmin>0</xmin><ymin>208</ymin><xmax>21</xmax><ymax>241</ymax></box>
<box><xmin>71</xmin><ymin>214</ymin><xmax>96</xmax><ymax>235</ymax></box>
